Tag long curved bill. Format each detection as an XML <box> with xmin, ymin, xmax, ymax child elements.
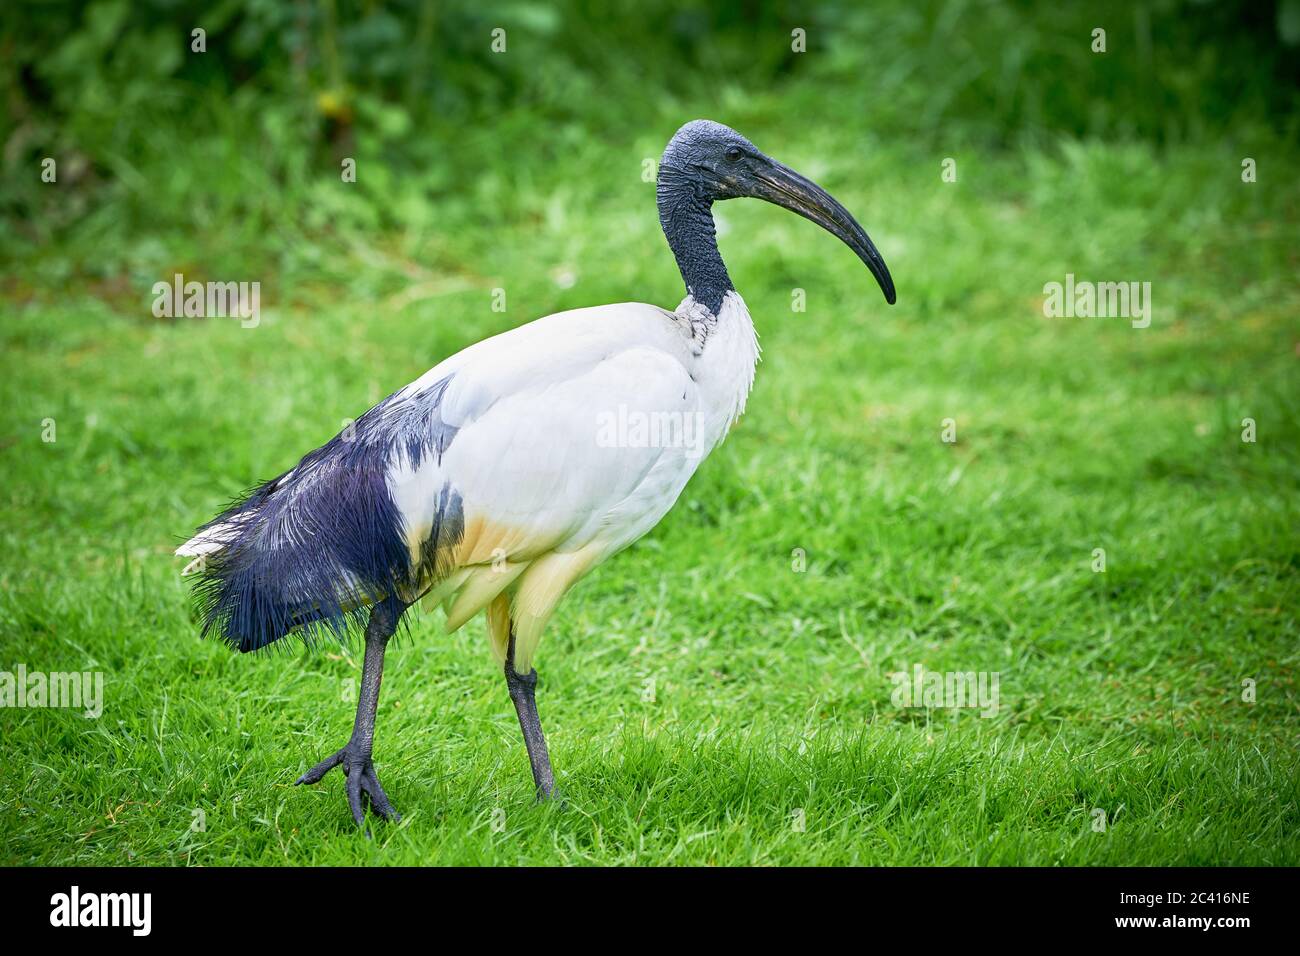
<box><xmin>751</xmin><ymin>160</ymin><xmax>896</xmax><ymax>305</ymax></box>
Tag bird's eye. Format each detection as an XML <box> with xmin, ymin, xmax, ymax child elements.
<box><xmin>724</xmin><ymin>146</ymin><xmax>744</xmax><ymax>163</ymax></box>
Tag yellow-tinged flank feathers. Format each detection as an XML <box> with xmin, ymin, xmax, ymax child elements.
<box><xmin>444</xmin><ymin>562</ymin><xmax>526</xmax><ymax>632</ymax></box>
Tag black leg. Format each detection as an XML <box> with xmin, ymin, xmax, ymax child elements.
<box><xmin>505</xmin><ymin>627</ymin><xmax>556</xmax><ymax>800</ymax></box>
<box><xmin>296</xmin><ymin>596</ymin><xmax>404</xmax><ymax>832</ymax></box>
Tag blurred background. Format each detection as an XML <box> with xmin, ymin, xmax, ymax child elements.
<box><xmin>3</xmin><ymin>0</ymin><xmax>1298</xmax><ymax>291</ymax></box>
<box><xmin>0</xmin><ymin>2</ymin><xmax>1297</xmax><ymax>864</ymax></box>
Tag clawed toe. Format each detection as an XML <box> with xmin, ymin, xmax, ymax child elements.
<box><xmin>347</xmin><ymin>760</ymin><xmax>401</xmax><ymax>825</ymax></box>
<box><xmin>295</xmin><ymin>747</ymin><xmax>346</xmax><ymax>786</ymax></box>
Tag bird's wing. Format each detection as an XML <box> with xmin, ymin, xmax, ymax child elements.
<box><xmin>383</xmin><ymin>303</ymin><xmax>709</xmax><ymax>665</ymax></box>
<box><xmin>388</xmin><ymin>302</ymin><xmax>704</xmax><ymax>573</ymax></box>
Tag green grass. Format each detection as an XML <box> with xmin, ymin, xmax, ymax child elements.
<box><xmin>2</xmin><ymin>95</ymin><xmax>1298</xmax><ymax>865</ymax></box>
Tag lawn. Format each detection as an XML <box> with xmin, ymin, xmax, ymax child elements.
<box><xmin>1</xmin><ymin>9</ymin><xmax>1298</xmax><ymax>865</ymax></box>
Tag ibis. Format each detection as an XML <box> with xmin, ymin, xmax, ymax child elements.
<box><xmin>177</xmin><ymin>119</ymin><xmax>895</xmax><ymax>828</ymax></box>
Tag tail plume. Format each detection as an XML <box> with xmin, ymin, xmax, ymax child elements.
<box><xmin>178</xmin><ymin>377</ymin><xmax>464</xmax><ymax>652</ymax></box>
<box><xmin>181</xmin><ymin>466</ymin><xmax>406</xmax><ymax>651</ymax></box>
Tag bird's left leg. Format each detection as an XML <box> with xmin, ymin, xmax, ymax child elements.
<box><xmin>504</xmin><ymin>626</ymin><xmax>556</xmax><ymax>800</ymax></box>
<box><xmin>295</xmin><ymin>596</ymin><xmax>404</xmax><ymax>830</ymax></box>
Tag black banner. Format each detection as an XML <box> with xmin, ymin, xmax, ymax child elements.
<box><xmin>0</xmin><ymin>866</ymin><xmax>1286</xmax><ymax>942</ymax></box>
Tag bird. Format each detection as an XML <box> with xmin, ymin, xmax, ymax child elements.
<box><xmin>176</xmin><ymin>119</ymin><xmax>895</xmax><ymax>829</ymax></box>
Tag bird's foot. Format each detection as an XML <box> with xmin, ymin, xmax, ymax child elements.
<box><xmin>295</xmin><ymin>741</ymin><xmax>400</xmax><ymax>833</ymax></box>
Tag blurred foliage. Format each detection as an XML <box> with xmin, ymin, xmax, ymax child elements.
<box><xmin>0</xmin><ymin>0</ymin><xmax>1297</xmax><ymax>258</ymax></box>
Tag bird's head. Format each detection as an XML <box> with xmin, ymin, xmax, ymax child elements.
<box><xmin>658</xmin><ymin>119</ymin><xmax>895</xmax><ymax>304</ymax></box>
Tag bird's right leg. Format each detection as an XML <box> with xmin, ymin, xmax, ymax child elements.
<box><xmin>504</xmin><ymin>626</ymin><xmax>557</xmax><ymax>801</ymax></box>
<box><xmin>295</xmin><ymin>596</ymin><xmax>404</xmax><ymax>831</ymax></box>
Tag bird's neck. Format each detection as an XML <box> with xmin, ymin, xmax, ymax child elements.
<box><xmin>657</xmin><ymin>169</ymin><xmax>733</xmax><ymax>317</ymax></box>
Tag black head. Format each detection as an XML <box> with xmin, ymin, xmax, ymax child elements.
<box><xmin>658</xmin><ymin>119</ymin><xmax>896</xmax><ymax>305</ymax></box>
